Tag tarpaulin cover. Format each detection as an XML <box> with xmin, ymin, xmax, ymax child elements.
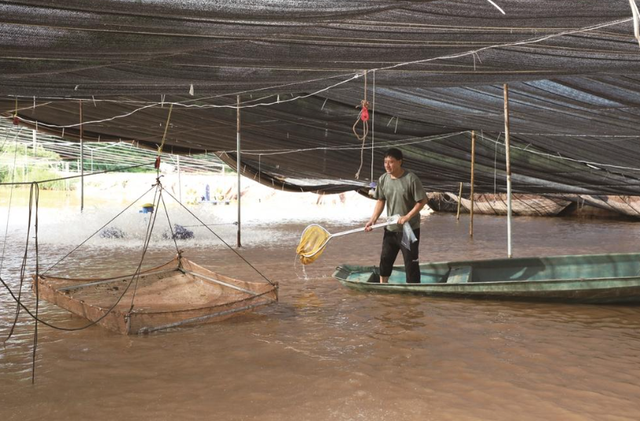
<box><xmin>1</xmin><ymin>1</ymin><xmax>640</xmax><ymax>194</ymax></box>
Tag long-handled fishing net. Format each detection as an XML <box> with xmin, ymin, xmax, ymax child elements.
<box><xmin>296</xmin><ymin>215</ymin><xmax>399</xmax><ymax>265</ymax></box>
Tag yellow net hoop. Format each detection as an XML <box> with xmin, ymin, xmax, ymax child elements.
<box><xmin>296</xmin><ymin>225</ymin><xmax>331</xmax><ymax>265</ymax></box>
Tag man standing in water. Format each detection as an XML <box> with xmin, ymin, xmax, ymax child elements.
<box><xmin>365</xmin><ymin>148</ymin><xmax>427</xmax><ymax>284</ymax></box>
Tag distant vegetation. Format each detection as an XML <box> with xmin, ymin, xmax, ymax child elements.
<box><xmin>0</xmin><ymin>144</ymin><xmax>69</xmax><ymax>189</ymax></box>
<box><xmin>0</xmin><ymin>143</ymin><xmax>152</xmax><ymax>190</ymax></box>
<box><xmin>1</xmin><ymin>121</ymin><xmax>226</xmax><ymax>190</ymax></box>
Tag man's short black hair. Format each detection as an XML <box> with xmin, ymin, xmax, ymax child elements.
<box><xmin>384</xmin><ymin>148</ymin><xmax>403</xmax><ymax>161</ymax></box>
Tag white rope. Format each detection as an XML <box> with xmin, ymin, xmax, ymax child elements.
<box><xmin>630</xmin><ymin>0</ymin><xmax>640</xmax><ymax>47</ymax></box>
<box><xmin>486</xmin><ymin>1</ymin><xmax>506</xmax><ymax>15</ymax></box>
<box><xmin>7</xmin><ymin>16</ymin><xmax>634</xmax><ymax>130</ymax></box>
<box><xmin>511</xmin><ymin>133</ymin><xmax>640</xmax><ymax>139</ymax></box>
<box><xmin>373</xmin><ymin>17</ymin><xmax>634</xmax><ymax>73</ymax></box>
<box><xmin>218</xmin><ymin>131</ymin><xmax>468</xmax><ymax>156</ymax></box>
<box><xmin>13</xmin><ymin>75</ymin><xmax>360</xmax><ymax>129</ymax></box>
<box><xmin>483</xmin><ymin>133</ymin><xmax>640</xmax><ymax>172</ymax></box>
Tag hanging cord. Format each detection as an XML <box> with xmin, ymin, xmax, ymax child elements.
<box><xmin>160</xmin><ymin>187</ymin><xmax>180</xmax><ymax>255</ymax></box>
<box><xmin>155</xmin><ymin>104</ymin><xmax>174</xmax><ymax>175</ymax></box>
<box><xmin>0</xmin><ymin>181</ymin><xmax>161</xmax><ymax>331</ymax></box>
<box><xmin>1</xmin><ymin>182</ymin><xmax>36</xmax><ymax>344</ymax></box>
<box><xmin>0</xmin><ymin>129</ymin><xmax>22</xmax><ymax>275</ymax></box>
<box><xmin>0</xmin><ymin>184</ymin><xmax>162</xmax><ymax>335</ymax></box>
<box><xmin>127</xmin><ymin>178</ymin><xmax>164</xmax><ymax>312</ymax></box>
<box><xmin>354</xmin><ymin>71</ymin><xmax>370</xmax><ymax>179</ymax></box>
<box><xmin>42</xmin><ymin>184</ymin><xmax>156</xmax><ymax>275</ymax></box>
<box><xmin>32</xmin><ymin>183</ymin><xmax>40</xmax><ymax>384</ymax></box>
<box><xmin>9</xmin><ymin>15</ymin><xmax>632</xmax><ymax>135</ymax></box>
<box><xmin>161</xmin><ymin>189</ymin><xmax>276</xmax><ymax>287</ymax></box>
<box><xmin>2</xmin><ymin>182</ymin><xmax>41</xmax><ymax>383</ymax></box>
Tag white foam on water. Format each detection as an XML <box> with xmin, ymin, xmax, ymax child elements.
<box><xmin>1</xmin><ymin>193</ymin><xmax>374</xmax><ymax>253</ymax></box>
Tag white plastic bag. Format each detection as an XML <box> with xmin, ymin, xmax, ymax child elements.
<box><xmin>400</xmin><ymin>222</ymin><xmax>417</xmax><ymax>250</ymax></box>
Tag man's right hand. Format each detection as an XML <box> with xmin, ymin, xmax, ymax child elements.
<box><xmin>364</xmin><ymin>220</ymin><xmax>375</xmax><ymax>232</ymax></box>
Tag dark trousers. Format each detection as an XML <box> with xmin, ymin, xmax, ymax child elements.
<box><xmin>379</xmin><ymin>228</ymin><xmax>421</xmax><ymax>283</ymax></box>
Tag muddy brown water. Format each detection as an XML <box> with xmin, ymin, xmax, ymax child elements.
<box><xmin>2</xmin><ymin>212</ymin><xmax>640</xmax><ymax>421</ymax></box>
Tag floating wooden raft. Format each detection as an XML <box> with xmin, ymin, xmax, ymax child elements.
<box><xmin>34</xmin><ymin>256</ymin><xmax>278</xmax><ymax>334</ymax></box>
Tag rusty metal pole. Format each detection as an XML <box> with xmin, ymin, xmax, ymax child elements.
<box><xmin>236</xmin><ymin>95</ymin><xmax>242</xmax><ymax>248</ymax></box>
<box><xmin>79</xmin><ymin>100</ymin><xmax>84</xmax><ymax>213</ymax></box>
<box><xmin>177</xmin><ymin>155</ymin><xmax>182</xmax><ymax>203</ymax></box>
<box><xmin>456</xmin><ymin>182</ymin><xmax>463</xmax><ymax>221</ymax></box>
<box><xmin>504</xmin><ymin>85</ymin><xmax>513</xmax><ymax>258</ymax></box>
<box><xmin>470</xmin><ymin>130</ymin><xmax>475</xmax><ymax>237</ymax></box>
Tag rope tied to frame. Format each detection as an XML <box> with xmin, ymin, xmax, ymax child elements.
<box><xmin>13</xmin><ymin>98</ymin><xmax>19</xmax><ymax>125</ymax></box>
<box><xmin>354</xmin><ymin>71</ymin><xmax>370</xmax><ymax>180</ymax></box>
<box><xmin>155</xmin><ymin>103</ymin><xmax>174</xmax><ymax>171</ymax></box>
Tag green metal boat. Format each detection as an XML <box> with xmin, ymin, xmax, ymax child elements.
<box><xmin>332</xmin><ymin>253</ymin><xmax>640</xmax><ymax>304</ymax></box>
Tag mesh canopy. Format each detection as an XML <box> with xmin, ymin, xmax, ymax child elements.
<box><xmin>1</xmin><ymin>1</ymin><xmax>640</xmax><ymax>195</ymax></box>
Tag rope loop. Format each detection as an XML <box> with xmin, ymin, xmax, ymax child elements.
<box><xmin>353</xmin><ymin>72</ymin><xmax>370</xmax><ymax>179</ymax></box>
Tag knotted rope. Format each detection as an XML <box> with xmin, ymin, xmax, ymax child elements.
<box><xmin>354</xmin><ymin>72</ymin><xmax>370</xmax><ymax>179</ymax></box>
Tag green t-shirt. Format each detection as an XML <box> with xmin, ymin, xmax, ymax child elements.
<box><xmin>374</xmin><ymin>170</ymin><xmax>426</xmax><ymax>232</ymax></box>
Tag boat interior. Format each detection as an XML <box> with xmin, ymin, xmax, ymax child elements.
<box><xmin>350</xmin><ymin>253</ymin><xmax>640</xmax><ymax>284</ymax></box>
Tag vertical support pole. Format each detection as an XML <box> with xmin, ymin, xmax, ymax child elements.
<box><xmin>456</xmin><ymin>182</ymin><xmax>463</xmax><ymax>221</ymax></box>
<box><xmin>177</xmin><ymin>155</ymin><xmax>182</xmax><ymax>203</ymax></box>
<box><xmin>470</xmin><ymin>130</ymin><xmax>476</xmax><ymax>238</ymax></box>
<box><xmin>32</xmin><ymin>130</ymin><xmax>37</xmax><ymax>157</ymax></box>
<box><xmin>370</xmin><ymin>70</ymin><xmax>376</xmax><ymax>182</ymax></box>
<box><xmin>65</xmin><ymin>162</ymin><xmax>70</xmax><ymax>191</ymax></box>
<box><xmin>503</xmin><ymin>84</ymin><xmax>513</xmax><ymax>258</ymax></box>
<box><xmin>236</xmin><ymin>95</ymin><xmax>242</xmax><ymax>248</ymax></box>
<box><xmin>79</xmin><ymin>100</ymin><xmax>84</xmax><ymax>212</ymax></box>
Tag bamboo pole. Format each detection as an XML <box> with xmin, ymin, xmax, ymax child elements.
<box><xmin>470</xmin><ymin>130</ymin><xmax>476</xmax><ymax>237</ymax></box>
<box><xmin>503</xmin><ymin>85</ymin><xmax>512</xmax><ymax>258</ymax></box>
<box><xmin>456</xmin><ymin>182</ymin><xmax>463</xmax><ymax>220</ymax></box>
<box><xmin>236</xmin><ymin>95</ymin><xmax>242</xmax><ymax>248</ymax></box>
<box><xmin>79</xmin><ymin>100</ymin><xmax>84</xmax><ymax>213</ymax></box>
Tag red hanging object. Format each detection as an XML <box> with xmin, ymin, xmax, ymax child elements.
<box><xmin>154</xmin><ymin>156</ymin><xmax>161</xmax><ymax>169</ymax></box>
<box><xmin>360</xmin><ymin>106</ymin><xmax>369</xmax><ymax>122</ymax></box>
<box><xmin>13</xmin><ymin>116</ymin><xmax>19</xmax><ymax>125</ymax></box>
